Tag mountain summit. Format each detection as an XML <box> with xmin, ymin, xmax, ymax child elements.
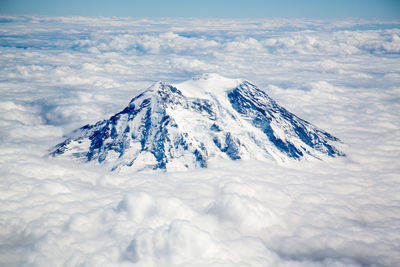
<box><xmin>51</xmin><ymin>74</ymin><xmax>344</xmax><ymax>171</ymax></box>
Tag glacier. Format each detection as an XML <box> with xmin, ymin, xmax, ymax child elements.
<box><xmin>50</xmin><ymin>73</ymin><xmax>344</xmax><ymax>171</ymax></box>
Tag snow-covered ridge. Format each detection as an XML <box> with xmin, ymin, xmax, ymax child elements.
<box><xmin>50</xmin><ymin>74</ymin><xmax>345</xmax><ymax>171</ymax></box>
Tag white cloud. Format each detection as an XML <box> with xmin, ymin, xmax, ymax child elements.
<box><xmin>0</xmin><ymin>15</ymin><xmax>399</xmax><ymax>266</ymax></box>
<box><xmin>169</xmin><ymin>57</ymin><xmax>213</xmax><ymax>72</ymax></box>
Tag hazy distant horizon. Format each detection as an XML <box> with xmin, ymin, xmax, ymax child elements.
<box><xmin>1</xmin><ymin>0</ymin><xmax>400</xmax><ymax>20</ymax></box>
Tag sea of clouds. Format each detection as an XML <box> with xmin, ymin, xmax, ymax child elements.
<box><xmin>0</xmin><ymin>15</ymin><xmax>399</xmax><ymax>266</ymax></box>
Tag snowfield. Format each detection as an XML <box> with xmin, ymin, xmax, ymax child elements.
<box><xmin>0</xmin><ymin>16</ymin><xmax>399</xmax><ymax>266</ymax></box>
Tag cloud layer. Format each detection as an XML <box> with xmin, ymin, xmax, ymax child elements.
<box><xmin>0</xmin><ymin>16</ymin><xmax>399</xmax><ymax>266</ymax></box>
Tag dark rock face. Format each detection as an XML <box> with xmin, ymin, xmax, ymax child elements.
<box><xmin>51</xmin><ymin>76</ymin><xmax>344</xmax><ymax>171</ymax></box>
<box><xmin>227</xmin><ymin>81</ymin><xmax>344</xmax><ymax>159</ymax></box>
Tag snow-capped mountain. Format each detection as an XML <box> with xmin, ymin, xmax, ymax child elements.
<box><xmin>50</xmin><ymin>73</ymin><xmax>344</xmax><ymax>171</ymax></box>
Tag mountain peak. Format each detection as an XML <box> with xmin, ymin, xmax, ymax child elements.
<box><xmin>173</xmin><ymin>73</ymin><xmax>244</xmax><ymax>98</ymax></box>
<box><xmin>192</xmin><ymin>73</ymin><xmax>233</xmax><ymax>81</ymax></box>
<box><xmin>51</xmin><ymin>74</ymin><xmax>344</xmax><ymax>171</ymax></box>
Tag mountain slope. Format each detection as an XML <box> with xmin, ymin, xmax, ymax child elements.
<box><xmin>50</xmin><ymin>74</ymin><xmax>344</xmax><ymax>171</ymax></box>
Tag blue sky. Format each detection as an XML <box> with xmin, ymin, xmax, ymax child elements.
<box><xmin>1</xmin><ymin>0</ymin><xmax>400</xmax><ymax>19</ymax></box>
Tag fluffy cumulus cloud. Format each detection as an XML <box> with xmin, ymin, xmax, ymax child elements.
<box><xmin>0</xmin><ymin>16</ymin><xmax>400</xmax><ymax>266</ymax></box>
